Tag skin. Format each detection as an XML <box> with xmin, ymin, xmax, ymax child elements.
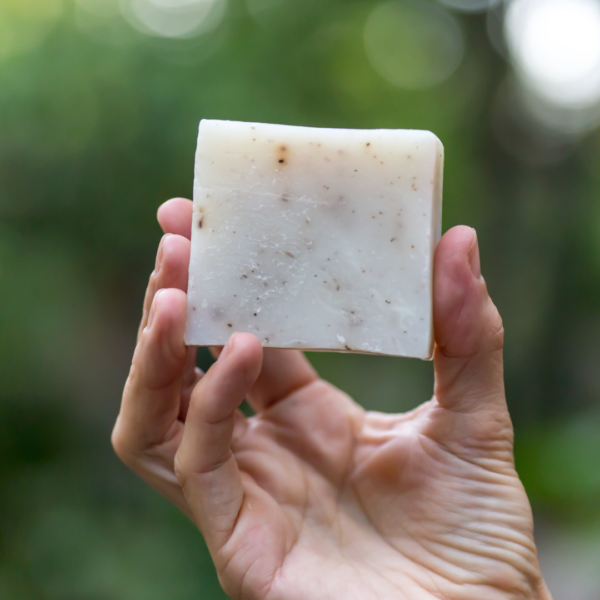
<box><xmin>112</xmin><ymin>198</ymin><xmax>553</xmax><ymax>600</ymax></box>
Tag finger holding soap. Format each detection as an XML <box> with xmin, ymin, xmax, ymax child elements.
<box><xmin>115</xmin><ymin>228</ymin><xmax>199</xmax><ymax>515</ymax></box>
<box><xmin>433</xmin><ymin>225</ymin><xmax>505</xmax><ymax>411</ymax></box>
<box><xmin>138</xmin><ymin>233</ymin><xmax>191</xmax><ymax>340</ymax></box>
<box><xmin>115</xmin><ymin>288</ymin><xmax>188</xmax><ymax>463</ymax></box>
<box><xmin>209</xmin><ymin>345</ymin><xmax>319</xmax><ymax>413</ymax></box>
<box><xmin>114</xmin><ymin>287</ymin><xmax>194</xmax><ymax>515</ymax></box>
<box><xmin>245</xmin><ymin>347</ymin><xmax>318</xmax><ymax>411</ymax></box>
<box><xmin>426</xmin><ymin>225</ymin><xmax>512</xmax><ymax>460</ymax></box>
<box><xmin>175</xmin><ymin>333</ymin><xmax>263</xmax><ymax>546</ymax></box>
<box><xmin>157</xmin><ymin>197</ymin><xmax>194</xmax><ymax>240</ymax></box>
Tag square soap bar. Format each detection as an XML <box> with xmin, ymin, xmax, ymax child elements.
<box><xmin>184</xmin><ymin>120</ymin><xmax>443</xmax><ymax>359</ymax></box>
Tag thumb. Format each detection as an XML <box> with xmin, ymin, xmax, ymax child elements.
<box><xmin>433</xmin><ymin>226</ymin><xmax>506</xmax><ymax>416</ymax></box>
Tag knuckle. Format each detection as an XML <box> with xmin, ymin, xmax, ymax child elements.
<box><xmin>148</xmin><ymin>269</ymin><xmax>160</xmax><ymax>288</ymax></box>
<box><xmin>110</xmin><ymin>421</ymin><xmax>130</xmax><ymax>463</ymax></box>
<box><xmin>173</xmin><ymin>451</ymin><xmax>189</xmax><ymax>489</ymax></box>
<box><xmin>110</xmin><ymin>415</ymin><xmax>141</xmax><ymax>471</ymax></box>
<box><xmin>483</xmin><ymin>298</ymin><xmax>504</xmax><ymax>353</ymax></box>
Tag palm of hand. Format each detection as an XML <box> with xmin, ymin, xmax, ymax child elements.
<box><xmin>217</xmin><ymin>382</ymin><xmax>537</xmax><ymax>600</ymax></box>
<box><xmin>113</xmin><ymin>199</ymin><xmax>549</xmax><ymax>600</ymax></box>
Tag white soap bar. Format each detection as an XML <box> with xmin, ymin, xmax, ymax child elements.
<box><xmin>185</xmin><ymin>120</ymin><xmax>443</xmax><ymax>359</ymax></box>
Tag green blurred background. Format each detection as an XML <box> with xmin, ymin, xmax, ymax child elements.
<box><xmin>1</xmin><ymin>0</ymin><xmax>600</xmax><ymax>598</ymax></box>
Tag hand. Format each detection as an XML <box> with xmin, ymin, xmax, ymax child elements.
<box><xmin>112</xmin><ymin>198</ymin><xmax>552</xmax><ymax>600</ymax></box>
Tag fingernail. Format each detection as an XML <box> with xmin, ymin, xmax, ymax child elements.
<box><xmin>218</xmin><ymin>333</ymin><xmax>237</xmax><ymax>362</ymax></box>
<box><xmin>469</xmin><ymin>228</ymin><xmax>481</xmax><ymax>279</ymax></box>
<box><xmin>155</xmin><ymin>234</ymin><xmax>171</xmax><ymax>273</ymax></box>
<box><xmin>147</xmin><ymin>289</ymin><xmax>165</xmax><ymax>329</ymax></box>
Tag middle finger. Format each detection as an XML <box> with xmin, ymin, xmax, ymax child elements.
<box><xmin>138</xmin><ymin>233</ymin><xmax>191</xmax><ymax>342</ymax></box>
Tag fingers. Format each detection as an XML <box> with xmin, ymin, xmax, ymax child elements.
<box><xmin>179</xmin><ymin>346</ymin><xmax>203</xmax><ymax>422</ymax></box>
<box><xmin>138</xmin><ymin>233</ymin><xmax>191</xmax><ymax>341</ymax></box>
<box><xmin>114</xmin><ymin>288</ymin><xmax>188</xmax><ymax>461</ymax></box>
<box><xmin>210</xmin><ymin>347</ymin><xmax>318</xmax><ymax>412</ymax></box>
<box><xmin>174</xmin><ymin>333</ymin><xmax>263</xmax><ymax>546</ymax></box>
<box><xmin>247</xmin><ymin>348</ymin><xmax>318</xmax><ymax>411</ymax></box>
<box><xmin>433</xmin><ymin>226</ymin><xmax>506</xmax><ymax>414</ymax></box>
<box><xmin>157</xmin><ymin>198</ymin><xmax>193</xmax><ymax>240</ymax></box>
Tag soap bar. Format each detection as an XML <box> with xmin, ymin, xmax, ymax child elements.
<box><xmin>184</xmin><ymin>120</ymin><xmax>443</xmax><ymax>359</ymax></box>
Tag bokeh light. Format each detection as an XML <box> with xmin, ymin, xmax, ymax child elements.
<box><xmin>505</xmin><ymin>0</ymin><xmax>600</xmax><ymax>133</ymax></box>
<box><xmin>437</xmin><ymin>0</ymin><xmax>500</xmax><ymax>13</ymax></box>
<box><xmin>364</xmin><ymin>0</ymin><xmax>464</xmax><ymax>90</ymax></box>
<box><xmin>76</xmin><ymin>0</ymin><xmax>139</xmax><ymax>47</ymax></box>
<box><xmin>120</xmin><ymin>0</ymin><xmax>227</xmax><ymax>38</ymax></box>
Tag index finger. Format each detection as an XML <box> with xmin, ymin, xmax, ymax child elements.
<box><xmin>158</xmin><ymin>198</ymin><xmax>193</xmax><ymax>240</ymax></box>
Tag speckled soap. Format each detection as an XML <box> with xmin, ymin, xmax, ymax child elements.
<box><xmin>184</xmin><ymin>120</ymin><xmax>443</xmax><ymax>359</ymax></box>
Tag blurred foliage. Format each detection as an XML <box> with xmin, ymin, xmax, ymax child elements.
<box><xmin>1</xmin><ymin>0</ymin><xmax>600</xmax><ymax>597</ymax></box>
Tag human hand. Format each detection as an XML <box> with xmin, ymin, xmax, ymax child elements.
<box><xmin>112</xmin><ymin>198</ymin><xmax>552</xmax><ymax>600</ymax></box>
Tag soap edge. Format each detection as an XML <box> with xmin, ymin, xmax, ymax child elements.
<box><xmin>199</xmin><ymin>118</ymin><xmax>444</xmax><ymax>139</ymax></box>
<box><xmin>183</xmin><ymin>341</ymin><xmax>434</xmax><ymax>360</ymax></box>
<box><xmin>184</xmin><ymin>121</ymin><xmax>206</xmax><ymax>345</ymax></box>
<box><xmin>424</xmin><ymin>135</ymin><xmax>445</xmax><ymax>361</ymax></box>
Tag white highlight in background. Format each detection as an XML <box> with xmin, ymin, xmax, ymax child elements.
<box><xmin>120</xmin><ymin>0</ymin><xmax>226</xmax><ymax>38</ymax></box>
<box><xmin>364</xmin><ymin>0</ymin><xmax>464</xmax><ymax>90</ymax></box>
<box><xmin>505</xmin><ymin>0</ymin><xmax>600</xmax><ymax>133</ymax></box>
<box><xmin>437</xmin><ymin>0</ymin><xmax>500</xmax><ymax>13</ymax></box>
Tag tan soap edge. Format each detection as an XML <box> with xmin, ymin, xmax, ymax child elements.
<box><xmin>422</xmin><ymin>136</ymin><xmax>445</xmax><ymax>361</ymax></box>
<box><xmin>182</xmin><ymin>340</ymin><xmax>434</xmax><ymax>360</ymax></box>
